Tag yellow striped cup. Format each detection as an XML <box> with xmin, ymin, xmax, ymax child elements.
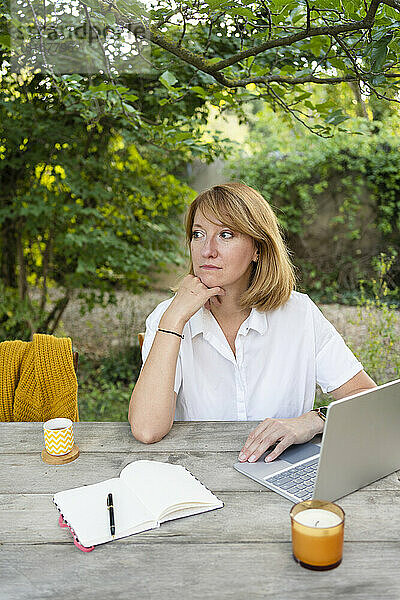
<box><xmin>43</xmin><ymin>418</ymin><xmax>74</xmax><ymax>456</ymax></box>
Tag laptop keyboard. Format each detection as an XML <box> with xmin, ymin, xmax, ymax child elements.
<box><xmin>264</xmin><ymin>457</ymin><xmax>319</xmax><ymax>500</ymax></box>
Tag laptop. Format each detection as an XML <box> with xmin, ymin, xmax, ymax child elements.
<box><xmin>234</xmin><ymin>379</ymin><xmax>400</xmax><ymax>503</ymax></box>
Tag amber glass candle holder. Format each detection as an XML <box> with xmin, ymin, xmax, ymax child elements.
<box><xmin>290</xmin><ymin>499</ymin><xmax>345</xmax><ymax>570</ymax></box>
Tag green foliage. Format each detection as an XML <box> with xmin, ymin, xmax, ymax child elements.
<box><xmin>314</xmin><ymin>252</ymin><xmax>399</xmax><ymax>410</ymax></box>
<box><xmin>77</xmin><ymin>345</ymin><xmax>141</xmax><ymax>421</ymax></box>
<box><xmin>0</xmin><ymin>68</ymin><xmax>195</xmax><ymax>340</ymax></box>
<box><xmin>0</xmin><ymin>284</ymin><xmax>33</xmax><ymax>340</ymax></box>
<box><xmin>2</xmin><ymin>1</ymin><xmax>400</xmax><ymax>135</ymax></box>
<box><xmin>228</xmin><ymin>115</ymin><xmax>400</xmax><ymax>302</ymax></box>
<box><xmin>349</xmin><ymin>253</ymin><xmax>400</xmax><ymax>385</ymax></box>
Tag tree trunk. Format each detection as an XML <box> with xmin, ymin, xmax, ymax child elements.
<box><xmin>40</xmin><ymin>234</ymin><xmax>53</xmax><ymax>312</ymax></box>
<box><xmin>38</xmin><ymin>293</ymin><xmax>70</xmax><ymax>334</ymax></box>
<box><xmin>349</xmin><ymin>82</ymin><xmax>369</xmax><ymax>119</ymax></box>
<box><xmin>16</xmin><ymin>226</ymin><xmax>27</xmax><ymax>300</ymax></box>
<box><xmin>0</xmin><ymin>220</ymin><xmax>18</xmax><ymax>288</ymax></box>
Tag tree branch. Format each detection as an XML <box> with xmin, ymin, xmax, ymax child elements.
<box><xmin>38</xmin><ymin>292</ymin><xmax>70</xmax><ymax>334</ymax></box>
<box><xmin>259</xmin><ymin>87</ymin><xmax>333</xmax><ymax>138</ymax></box>
<box><xmin>184</xmin><ymin>0</ymin><xmax>382</xmax><ymax>74</ymax></box>
<box><xmin>130</xmin><ymin>1</ymin><xmax>394</xmax><ymax>91</ymax></box>
<box><xmin>381</xmin><ymin>0</ymin><xmax>400</xmax><ymax>8</ymax></box>
<box><xmin>16</xmin><ymin>223</ymin><xmax>27</xmax><ymax>301</ymax></box>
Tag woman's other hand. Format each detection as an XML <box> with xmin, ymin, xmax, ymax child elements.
<box><xmin>161</xmin><ymin>274</ymin><xmax>225</xmax><ymax>330</ymax></box>
<box><xmin>238</xmin><ymin>412</ymin><xmax>324</xmax><ymax>463</ymax></box>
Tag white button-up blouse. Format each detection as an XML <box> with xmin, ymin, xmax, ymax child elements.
<box><xmin>141</xmin><ymin>291</ymin><xmax>363</xmax><ymax>421</ymax></box>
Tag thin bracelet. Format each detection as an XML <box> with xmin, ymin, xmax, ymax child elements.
<box><xmin>157</xmin><ymin>328</ymin><xmax>184</xmax><ymax>340</ymax></box>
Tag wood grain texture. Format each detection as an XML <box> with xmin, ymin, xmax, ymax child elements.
<box><xmin>1</xmin><ymin>543</ymin><xmax>399</xmax><ymax>600</ymax></box>
<box><xmin>1</xmin><ymin>490</ymin><xmax>400</xmax><ymax>544</ymax></box>
<box><xmin>0</xmin><ymin>421</ymin><xmax>259</xmax><ymax>452</ymax></box>
<box><xmin>1</xmin><ymin>422</ymin><xmax>400</xmax><ymax>600</ymax></box>
<box><xmin>1</xmin><ymin>451</ymin><xmax>399</xmax><ymax>494</ymax></box>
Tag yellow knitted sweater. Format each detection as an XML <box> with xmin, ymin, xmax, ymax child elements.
<box><xmin>0</xmin><ymin>334</ymin><xmax>79</xmax><ymax>422</ymax></box>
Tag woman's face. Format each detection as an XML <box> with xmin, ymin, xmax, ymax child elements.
<box><xmin>190</xmin><ymin>209</ymin><xmax>258</xmax><ymax>293</ymax></box>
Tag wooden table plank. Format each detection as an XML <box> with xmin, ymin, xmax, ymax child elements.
<box><xmin>1</xmin><ymin>451</ymin><xmax>399</xmax><ymax>494</ymax></box>
<box><xmin>0</xmin><ymin>421</ymin><xmax>258</xmax><ymax>453</ymax></box>
<box><xmin>1</xmin><ymin>490</ymin><xmax>400</xmax><ymax>544</ymax></box>
<box><xmin>1</xmin><ymin>543</ymin><xmax>399</xmax><ymax>600</ymax></box>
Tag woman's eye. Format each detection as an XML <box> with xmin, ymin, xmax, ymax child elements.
<box><xmin>192</xmin><ymin>230</ymin><xmax>203</xmax><ymax>239</ymax></box>
<box><xmin>220</xmin><ymin>231</ymin><xmax>233</xmax><ymax>239</ymax></box>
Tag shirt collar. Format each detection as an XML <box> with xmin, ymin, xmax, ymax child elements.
<box><xmin>241</xmin><ymin>307</ymin><xmax>268</xmax><ymax>335</ymax></box>
<box><xmin>189</xmin><ymin>306</ymin><xmax>268</xmax><ymax>338</ymax></box>
<box><xmin>189</xmin><ymin>308</ymin><xmax>205</xmax><ymax>339</ymax></box>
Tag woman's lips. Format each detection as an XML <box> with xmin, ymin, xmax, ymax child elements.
<box><xmin>200</xmin><ymin>265</ymin><xmax>222</xmax><ymax>270</ymax></box>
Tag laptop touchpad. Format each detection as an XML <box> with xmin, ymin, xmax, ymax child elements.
<box><xmin>258</xmin><ymin>442</ymin><xmax>320</xmax><ymax>464</ymax></box>
<box><xmin>275</xmin><ymin>442</ymin><xmax>320</xmax><ymax>463</ymax></box>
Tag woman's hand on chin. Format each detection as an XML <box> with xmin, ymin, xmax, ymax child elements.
<box><xmin>161</xmin><ymin>274</ymin><xmax>225</xmax><ymax>330</ymax></box>
<box><xmin>237</xmin><ymin>412</ymin><xmax>324</xmax><ymax>463</ymax></box>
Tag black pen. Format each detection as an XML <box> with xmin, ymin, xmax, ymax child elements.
<box><xmin>107</xmin><ymin>493</ymin><xmax>115</xmax><ymax>538</ymax></box>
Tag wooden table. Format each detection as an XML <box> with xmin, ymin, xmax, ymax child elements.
<box><xmin>1</xmin><ymin>422</ymin><xmax>400</xmax><ymax>600</ymax></box>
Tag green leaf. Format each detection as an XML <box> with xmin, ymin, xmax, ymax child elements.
<box><xmin>172</xmin><ymin>132</ymin><xmax>192</xmax><ymax>141</ymax></box>
<box><xmin>290</xmin><ymin>5</ymin><xmax>305</xmax><ymax>24</ymax></box>
<box><xmin>122</xmin><ymin>102</ymin><xmax>137</xmax><ymax>114</ymax></box>
<box><xmin>371</xmin><ymin>74</ymin><xmax>386</xmax><ymax>86</ymax></box>
<box><xmin>371</xmin><ymin>34</ymin><xmax>393</xmax><ymax>72</ymax></box>
<box><xmin>159</xmin><ymin>71</ymin><xmax>178</xmax><ymax>89</ymax></box>
<box><xmin>293</xmin><ymin>92</ymin><xmax>312</xmax><ymax>103</ymax></box>
<box><xmin>226</xmin><ymin>7</ymin><xmax>255</xmax><ymax>19</ymax></box>
<box><xmin>123</xmin><ymin>94</ymin><xmax>139</xmax><ymax>102</ymax></box>
<box><xmin>315</xmin><ymin>101</ymin><xmax>334</xmax><ymax>112</ymax></box>
<box><xmin>190</xmin><ymin>86</ymin><xmax>207</xmax><ymax>98</ymax></box>
<box><xmin>324</xmin><ymin>109</ymin><xmax>350</xmax><ymax>125</ymax></box>
<box><xmin>79</xmin><ymin>0</ymin><xmax>101</xmax><ymax>10</ymax></box>
<box><xmin>0</xmin><ymin>34</ymin><xmax>11</xmax><ymax>49</ymax></box>
<box><xmin>104</xmin><ymin>12</ymin><xmax>115</xmax><ymax>26</ymax></box>
<box><xmin>89</xmin><ymin>83</ymin><xmax>116</xmax><ymax>92</ymax></box>
<box><xmin>203</xmin><ymin>0</ymin><xmax>228</xmax><ymax>9</ymax></box>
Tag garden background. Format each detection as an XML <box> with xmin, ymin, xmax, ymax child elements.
<box><xmin>0</xmin><ymin>0</ymin><xmax>399</xmax><ymax>421</ymax></box>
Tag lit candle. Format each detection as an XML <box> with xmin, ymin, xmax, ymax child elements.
<box><xmin>290</xmin><ymin>501</ymin><xmax>345</xmax><ymax>570</ymax></box>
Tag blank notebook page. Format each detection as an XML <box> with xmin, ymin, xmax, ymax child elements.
<box><xmin>120</xmin><ymin>460</ymin><xmax>220</xmax><ymax>520</ymax></box>
<box><xmin>54</xmin><ymin>477</ymin><xmax>156</xmax><ymax>547</ymax></box>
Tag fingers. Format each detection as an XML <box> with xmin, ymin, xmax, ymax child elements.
<box><xmin>194</xmin><ymin>276</ymin><xmax>225</xmax><ymax>309</ymax></box>
<box><xmin>238</xmin><ymin>419</ymin><xmax>279</xmax><ymax>462</ymax></box>
<box><xmin>167</xmin><ymin>275</ymin><xmax>227</xmax><ymax>325</ymax></box>
<box><xmin>205</xmin><ymin>285</ymin><xmax>226</xmax><ymax>300</ymax></box>
<box><xmin>238</xmin><ymin>419</ymin><xmax>296</xmax><ymax>463</ymax></box>
<box><xmin>176</xmin><ymin>276</ymin><xmax>224</xmax><ymax>315</ymax></box>
<box><xmin>264</xmin><ymin>438</ymin><xmax>292</xmax><ymax>462</ymax></box>
<box><xmin>183</xmin><ymin>275</ymin><xmax>225</xmax><ymax>298</ymax></box>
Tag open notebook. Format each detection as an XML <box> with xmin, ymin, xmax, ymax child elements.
<box><xmin>53</xmin><ymin>460</ymin><xmax>223</xmax><ymax>549</ymax></box>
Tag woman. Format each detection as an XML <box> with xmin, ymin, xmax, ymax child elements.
<box><xmin>128</xmin><ymin>182</ymin><xmax>376</xmax><ymax>463</ymax></box>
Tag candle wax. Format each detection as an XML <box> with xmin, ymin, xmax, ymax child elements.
<box><xmin>293</xmin><ymin>508</ymin><xmax>342</xmax><ymax>528</ymax></box>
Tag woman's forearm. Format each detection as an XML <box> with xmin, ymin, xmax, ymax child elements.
<box><xmin>128</xmin><ymin>313</ymin><xmax>184</xmax><ymax>443</ymax></box>
<box><xmin>129</xmin><ymin>276</ymin><xmax>225</xmax><ymax>443</ymax></box>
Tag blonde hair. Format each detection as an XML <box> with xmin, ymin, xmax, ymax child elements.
<box><xmin>185</xmin><ymin>182</ymin><xmax>296</xmax><ymax>311</ymax></box>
